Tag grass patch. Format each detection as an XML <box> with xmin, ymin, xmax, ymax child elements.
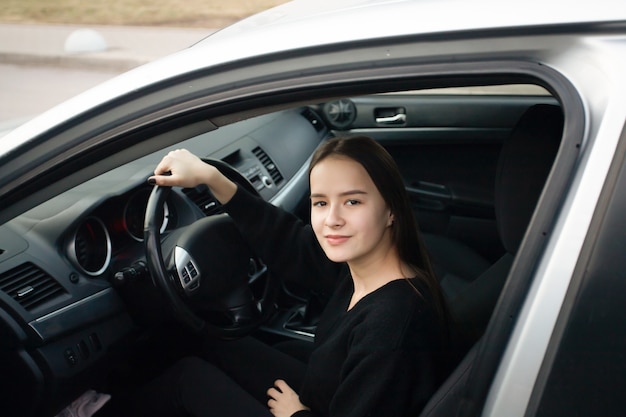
<box><xmin>0</xmin><ymin>0</ymin><xmax>289</xmax><ymax>27</ymax></box>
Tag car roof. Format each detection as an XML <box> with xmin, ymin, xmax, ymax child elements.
<box><xmin>207</xmin><ymin>0</ymin><xmax>626</xmax><ymax>45</ymax></box>
<box><xmin>2</xmin><ymin>0</ymin><xmax>625</xmax><ymax>157</ymax></box>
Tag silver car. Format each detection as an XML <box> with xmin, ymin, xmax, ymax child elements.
<box><xmin>1</xmin><ymin>0</ymin><xmax>626</xmax><ymax>416</ymax></box>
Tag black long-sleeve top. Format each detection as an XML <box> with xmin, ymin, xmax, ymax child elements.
<box><xmin>223</xmin><ymin>186</ymin><xmax>445</xmax><ymax>417</ymax></box>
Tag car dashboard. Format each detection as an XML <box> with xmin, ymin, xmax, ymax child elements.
<box><xmin>0</xmin><ymin>106</ymin><xmax>329</xmax><ymax>416</ymax></box>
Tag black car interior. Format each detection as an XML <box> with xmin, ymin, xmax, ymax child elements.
<box><xmin>420</xmin><ymin>103</ymin><xmax>564</xmax><ymax>417</ymax></box>
<box><xmin>428</xmin><ymin>104</ymin><xmax>564</xmax><ymax>352</ymax></box>
<box><xmin>0</xmin><ymin>85</ymin><xmax>565</xmax><ymax>417</ymax></box>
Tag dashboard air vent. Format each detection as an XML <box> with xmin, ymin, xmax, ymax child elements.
<box><xmin>0</xmin><ymin>262</ymin><xmax>67</xmax><ymax>311</ymax></box>
<box><xmin>252</xmin><ymin>147</ymin><xmax>284</xmax><ymax>185</ymax></box>
<box><xmin>183</xmin><ymin>186</ymin><xmax>222</xmax><ymax>216</ymax></box>
<box><xmin>301</xmin><ymin>108</ymin><xmax>325</xmax><ymax>132</ymax></box>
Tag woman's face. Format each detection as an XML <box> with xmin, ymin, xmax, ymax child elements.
<box><xmin>309</xmin><ymin>156</ymin><xmax>394</xmax><ymax>266</ymax></box>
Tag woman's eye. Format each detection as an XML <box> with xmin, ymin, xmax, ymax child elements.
<box><xmin>312</xmin><ymin>200</ymin><xmax>326</xmax><ymax>207</ymax></box>
<box><xmin>346</xmin><ymin>199</ymin><xmax>360</xmax><ymax>206</ymax></box>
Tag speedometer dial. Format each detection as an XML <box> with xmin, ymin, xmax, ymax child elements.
<box><xmin>123</xmin><ymin>188</ymin><xmax>170</xmax><ymax>241</ymax></box>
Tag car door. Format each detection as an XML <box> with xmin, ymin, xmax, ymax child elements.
<box><xmin>503</xmin><ymin>119</ymin><xmax>626</xmax><ymax>416</ymax></box>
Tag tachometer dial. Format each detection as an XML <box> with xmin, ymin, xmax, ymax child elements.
<box><xmin>69</xmin><ymin>217</ymin><xmax>112</xmax><ymax>276</ymax></box>
<box><xmin>123</xmin><ymin>188</ymin><xmax>170</xmax><ymax>241</ymax></box>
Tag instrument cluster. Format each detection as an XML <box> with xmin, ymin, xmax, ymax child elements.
<box><xmin>66</xmin><ymin>186</ymin><xmax>175</xmax><ymax>277</ymax></box>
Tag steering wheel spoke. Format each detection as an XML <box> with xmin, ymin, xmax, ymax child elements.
<box><xmin>174</xmin><ymin>246</ymin><xmax>201</xmax><ymax>294</ymax></box>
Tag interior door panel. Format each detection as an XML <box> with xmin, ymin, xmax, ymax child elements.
<box><xmin>328</xmin><ymin>93</ymin><xmax>558</xmax><ymax>262</ymax></box>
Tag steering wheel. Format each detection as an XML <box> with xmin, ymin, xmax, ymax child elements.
<box><xmin>144</xmin><ymin>159</ymin><xmax>279</xmax><ymax>339</ymax></box>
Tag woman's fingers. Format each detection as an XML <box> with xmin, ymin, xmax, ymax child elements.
<box><xmin>149</xmin><ymin>148</ymin><xmax>237</xmax><ymax>203</ymax></box>
<box><xmin>266</xmin><ymin>380</ymin><xmax>308</xmax><ymax>417</ymax></box>
<box><xmin>149</xmin><ymin>149</ymin><xmax>207</xmax><ymax>188</ymax></box>
<box><xmin>274</xmin><ymin>379</ymin><xmax>289</xmax><ymax>391</ymax></box>
<box><xmin>267</xmin><ymin>382</ymin><xmax>283</xmax><ymax>399</ymax></box>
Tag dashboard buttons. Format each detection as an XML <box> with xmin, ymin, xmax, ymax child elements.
<box><xmin>64</xmin><ymin>348</ymin><xmax>78</xmax><ymax>367</ymax></box>
<box><xmin>175</xmin><ymin>246</ymin><xmax>201</xmax><ymax>294</ymax></box>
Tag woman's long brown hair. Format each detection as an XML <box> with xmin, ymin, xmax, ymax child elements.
<box><xmin>309</xmin><ymin>135</ymin><xmax>449</xmax><ymax>326</ymax></box>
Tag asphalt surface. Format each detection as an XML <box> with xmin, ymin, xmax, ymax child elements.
<box><xmin>0</xmin><ymin>23</ymin><xmax>216</xmax><ymax>71</ymax></box>
<box><xmin>0</xmin><ymin>23</ymin><xmax>217</xmax><ymax>127</ymax></box>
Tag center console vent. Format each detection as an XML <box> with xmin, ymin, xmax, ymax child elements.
<box><xmin>182</xmin><ymin>186</ymin><xmax>222</xmax><ymax>216</ymax></box>
<box><xmin>252</xmin><ymin>147</ymin><xmax>284</xmax><ymax>186</ymax></box>
<box><xmin>0</xmin><ymin>262</ymin><xmax>67</xmax><ymax>312</ymax></box>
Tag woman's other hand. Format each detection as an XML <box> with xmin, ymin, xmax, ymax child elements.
<box><xmin>267</xmin><ymin>379</ymin><xmax>310</xmax><ymax>417</ymax></box>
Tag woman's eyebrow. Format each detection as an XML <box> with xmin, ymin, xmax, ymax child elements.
<box><xmin>310</xmin><ymin>190</ymin><xmax>368</xmax><ymax>198</ymax></box>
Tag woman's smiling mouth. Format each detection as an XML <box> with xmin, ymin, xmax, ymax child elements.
<box><xmin>325</xmin><ymin>235</ymin><xmax>350</xmax><ymax>245</ymax></box>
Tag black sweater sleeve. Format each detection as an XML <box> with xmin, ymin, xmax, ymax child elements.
<box><xmin>222</xmin><ymin>185</ymin><xmax>341</xmax><ymax>293</ymax></box>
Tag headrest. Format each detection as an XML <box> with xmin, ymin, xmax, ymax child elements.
<box><xmin>495</xmin><ymin>104</ymin><xmax>564</xmax><ymax>254</ymax></box>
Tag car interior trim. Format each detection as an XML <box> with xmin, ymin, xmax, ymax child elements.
<box><xmin>29</xmin><ymin>288</ymin><xmax>125</xmax><ymax>341</ymax></box>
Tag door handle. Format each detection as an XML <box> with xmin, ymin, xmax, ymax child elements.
<box><xmin>375</xmin><ymin>113</ymin><xmax>406</xmax><ymax>124</ymax></box>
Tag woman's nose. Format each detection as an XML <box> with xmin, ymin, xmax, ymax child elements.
<box><xmin>325</xmin><ymin>204</ymin><xmax>344</xmax><ymax>228</ymax></box>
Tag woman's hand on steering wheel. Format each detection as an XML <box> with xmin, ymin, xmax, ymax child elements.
<box><xmin>149</xmin><ymin>149</ymin><xmax>237</xmax><ymax>204</ymax></box>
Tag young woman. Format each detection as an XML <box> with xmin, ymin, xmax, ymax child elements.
<box><xmin>130</xmin><ymin>136</ymin><xmax>448</xmax><ymax>417</ymax></box>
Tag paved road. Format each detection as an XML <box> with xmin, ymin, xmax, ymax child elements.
<box><xmin>0</xmin><ymin>62</ymin><xmax>121</xmax><ymax>125</ymax></box>
<box><xmin>0</xmin><ymin>24</ymin><xmax>216</xmax><ymax>132</ymax></box>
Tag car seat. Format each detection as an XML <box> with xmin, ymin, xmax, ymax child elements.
<box><xmin>419</xmin><ymin>103</ymin><xmax>564</xmax><ymax>416</ymax></box>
